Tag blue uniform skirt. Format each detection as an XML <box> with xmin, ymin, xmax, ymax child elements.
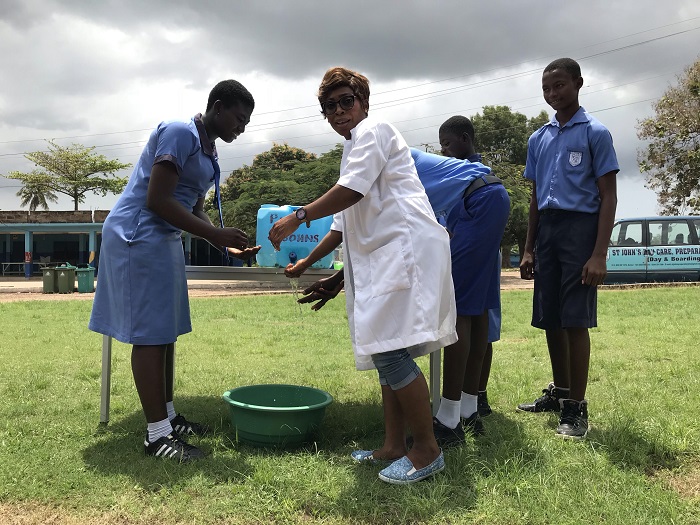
<box><xmin>88</xmin><ymin>227</ymin><xmax>191</xmax><ymax>345</ymax></box>
<box><xmin>450</xmin><ymin>183</ymin><xmax>510</xmax><ymax>316</ymax></box>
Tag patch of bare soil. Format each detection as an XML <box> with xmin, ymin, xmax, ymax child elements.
<box><xmin>653</xmin><ymin>460</ymin><xmax>700</xmax><ymax>500</ymax></box>
<box><xmin>0</xmin><ymin>271</ymin><xmax>534</xmax><ymax>304</ymax></box>
<box><xmin>0</xmin><ymin>503</ymin><xmax>132</xmax><ymax>525</ymax></box>
<box><xmin>0</xmin><ymin>289</ymin><xmax>283</xmax><ymax>303</ymax></box>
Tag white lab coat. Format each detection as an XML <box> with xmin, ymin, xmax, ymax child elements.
<box><xmin>334</xmin><ymin>117</ymin><xmax>457</xmax><ymax>371</ymax></box>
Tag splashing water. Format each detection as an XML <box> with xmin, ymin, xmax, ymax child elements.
<box><xmin>289</xmin><ymin>278</ymin><xmax>303</xmax><ymax>316</ymax></box>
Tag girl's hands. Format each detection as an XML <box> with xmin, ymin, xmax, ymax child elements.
<box><xmin>211</xmin><ymin>227</ymin><xmax>249</xmax><ymax>251</ymax></box>
<box><xmin>227</xmin><ymin>245</ymin><xmax>261</xmax><ymax>260</ymax></box>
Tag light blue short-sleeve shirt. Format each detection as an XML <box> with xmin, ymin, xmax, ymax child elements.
<box><xmin>524</xmin><ymin>106</ymin><xmax>619</xmax><ymax>213</ymax></box>
<box><xmin>410</xmin><ymin>148</ymin><xmax>491</xmax><ymax>232</ymax></box>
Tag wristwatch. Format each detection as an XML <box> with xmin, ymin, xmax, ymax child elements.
<box><xmin>295</xmin><ymin>207</ymin><xmax>307</xmax><ymax>221</ymax></box>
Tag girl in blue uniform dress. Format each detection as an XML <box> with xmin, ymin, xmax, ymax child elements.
<box><xmin>89</xmin><ymin>80</ymin><xmax>258</xmax><ymax>462</ymax></box>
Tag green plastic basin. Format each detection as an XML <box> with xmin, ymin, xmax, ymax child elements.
<box><xmin>222</xmin><ymin>384</ymin><xmax>333</xmax><ymax>447</ymax></box>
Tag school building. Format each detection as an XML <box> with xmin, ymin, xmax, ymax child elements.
<box><xmin>0</xmin><ymin>210</ymin><xmax>231</xmax><ymax>279</ymax></box>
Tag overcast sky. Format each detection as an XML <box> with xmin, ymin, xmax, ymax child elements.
<box><xmin>1</xmin><ymin>0</ymin><xmax>699</xmax><ymax>219</ymax></box>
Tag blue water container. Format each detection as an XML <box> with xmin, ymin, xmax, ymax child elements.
<box><xmin>255</xmin><ymin>204</ymin><xmax>334</xmax><ymax>268</ymax></box>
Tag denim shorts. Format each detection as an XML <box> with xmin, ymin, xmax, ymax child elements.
<box><xmin>371</xmin><ymin>349</ymin><xmax>421</xmax><ymax>390</ymax></box>
<box><xmin>532</xmin><ymin>210</ymin><xmax>599</xmax><ymax>329</ymax></box>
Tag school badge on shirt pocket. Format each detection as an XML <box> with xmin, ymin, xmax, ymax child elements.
<box><xmin>569</xmin><ymin>151</ymin><xmax>583</xmax><ymax>167</ymax></box>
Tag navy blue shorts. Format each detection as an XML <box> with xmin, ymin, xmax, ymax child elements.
<box><xmin>532</xmin><ymin>210</ymin><xmax>599</xmax><ymax>329</ymax></box>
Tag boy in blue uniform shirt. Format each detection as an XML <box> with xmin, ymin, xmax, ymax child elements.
<box><xmin>410</xmin><ymin>146</ymin><xmax>510</xmax><ymax>446</ymax></box>
<box><xmin>518</xmin><ymin>58</ymin><xmax>619</xmax><ymax>439</ymax></box>
<box><xmin>438</xmin><ymin>115</ymin><xmax>503</xmax><ymax>420</ymax></box>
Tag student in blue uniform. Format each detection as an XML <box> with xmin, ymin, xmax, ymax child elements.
<box><xmin>518</xmin><ymin>58</ymin><xmax>619</xmax><ymax>439</ymax></box>
<box><xmin>438</xmin><ymin>115</ymin><xmax>503</xmax><ymax>420</ymax></box>
<box><xmin>89</xmin><ymin>80</ymin><xmax>259</xmax><ymax>462</ymax></box>
<box><xmin>410</xmin><ymin>147</ymin><xmax>510</xmax><ymax>447</ymax></box>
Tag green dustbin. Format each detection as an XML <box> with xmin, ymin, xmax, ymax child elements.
<box><xmin>42</xmin><ymin>268</ymin><xmax>59</xmax><ymax>294</ymax></box>
<box><xmin>76</xmin><ymin>266</ymin><xmax>95</xmax><ymax>293</ymax></box>
<box><xmin>57</xmin><ymin>265</ymin><xmax>76</xmax><ymax>294</ymax></box>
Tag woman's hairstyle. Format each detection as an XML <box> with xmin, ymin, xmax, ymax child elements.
<box><xmin>206</xmin><ymin>80</ymin><xmax>255</xmax><ymax>112</ymax></box>
<box><xmin>543</xmin><ymin>58</ymin><xmax>581</xmax><ymax>80</ymax></box>
<box><xmin>317</xmin><ymin>67</ymin><xmax>370</xmax><ymax>116</ymax></box>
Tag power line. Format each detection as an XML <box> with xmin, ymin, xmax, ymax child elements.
<box><xmin>0</xmin><ymin>65</ymin><xmax>679</xmax><ymax>164</ymax></box>
<box><xmin>1</xmin><ymin>18</ymin><xmax>697</xmax><ymax>150</ymax></box>
<box><xmin>0</xmin><ymin>21</ymin><xmax>697</xmax><ymax>172</ymax></box>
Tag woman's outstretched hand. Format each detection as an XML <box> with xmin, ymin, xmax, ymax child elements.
<box><xmin>284</xmin><ymin>259</ymin><xmax>310</xmax><ymax>278</ymax></box>
<box><xmin>269</xmin><ymin>214</ymin><xmax>300</xmax><ymax>251</ymax></box>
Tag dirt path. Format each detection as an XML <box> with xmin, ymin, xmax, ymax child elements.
<box><xmin>0</xmin><ymin>271</ymin><xmax>533</xmax><ymax>303</ymax></box>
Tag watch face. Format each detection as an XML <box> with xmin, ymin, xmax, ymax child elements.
<box><xmin>296</xmin><ymin>208</ymin><xmax>306</xmax><ymax>220</ymax></box>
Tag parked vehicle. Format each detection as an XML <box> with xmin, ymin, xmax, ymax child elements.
<box><xmin>606</xmin><ymin>216</ymin><xmax>700</xmax><ymax>283</ymax></box>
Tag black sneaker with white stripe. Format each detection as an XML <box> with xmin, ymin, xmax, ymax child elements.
<box><xmin>144</xmin><ymin>432</ymin><xmax>205</xmax><ymax>462</ymax></box>
<box><xmin>170</xmin><ymin>414</ymin><xmax>209</xmax><ymax>436</ymax></box>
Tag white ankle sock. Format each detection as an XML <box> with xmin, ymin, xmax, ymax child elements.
<box><xmin>435</xmin><ymin>397</ymin><xmax>459</xmax><ymax>428</ymax></box>
<box><xmin>166</xmin><ymin>401</ymin><xmax>176</xmax><ymax>421</ymax></box>
<box><xmin>147</xmin><ymin>418</ymin><xmax>173</xmax><ymax>443</ymax></box>
<box><xmin>460</xmin><ymin>392</ymin><xmax>478</xmax><ymax>419</ymax></box>
<box><xmin>435</xmin><ymin>397</ymin><xmax>461</xmax><ymax>429</ymax></box>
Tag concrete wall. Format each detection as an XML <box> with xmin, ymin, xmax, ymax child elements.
<box><xmin>0</xmin><ymin>210</ymin><xmax>111</xmax><ymax>223</ymax></box>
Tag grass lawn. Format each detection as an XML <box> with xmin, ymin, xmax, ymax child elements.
<box><xmin>0</xmin><ymin>286</ymin><xmax>698</xmax><ymax>524</ymax></box>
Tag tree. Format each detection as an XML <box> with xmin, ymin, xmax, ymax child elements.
<box><xmin>472</xmin><ymin>106</ymin><xmax>549</xmax><ymax>265</ymax></box>
<box><xmin>637</xmin><ymin>59</ymin><xmax>700</xmax><ymax>215</ymax></box>
<box><xmin>208</xmin><ymin>143</ymin><xmax>341</xmax><ymax>244</ymax></box>
<box><xmin>15</xmin><ymin>172</ymin><xmax>58</xmax><ymax>211</ymax></box>
<box><xmin>4</xmin><ymin>140</ymin><xmax>130</xmax><ymax>210</ymax></box>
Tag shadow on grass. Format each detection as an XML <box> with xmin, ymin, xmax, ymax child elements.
<box><xmin>588</xmin><ymin>417</ymin><xmax>681</xmax><ymax>474</ymax></box>
<box><xmin>83</xmin><ymin>395</ymin><xmax>255</xmax><ymax>487</ymax></box>
<box><xmin>82</xmin><ymin>395</ymin><xmax>539</xmax><ymax>522</ymax></box>
<box><xmin>326</xmin><ymin>408</ymin><xmax>537</xmax><ymax>523</ymax></box>
<box><xmin>82</xmin><ymin>396</ymin><xmax>387</xmax><ymax>486</ymax></box>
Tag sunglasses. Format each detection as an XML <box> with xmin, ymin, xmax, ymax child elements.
<box><xmin>320</xmin><ymin>94</ymin><xmax>357</xmax><ymax>116</ymax></box>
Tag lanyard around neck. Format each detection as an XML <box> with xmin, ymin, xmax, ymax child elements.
<box><xmin>209</xmin><ymin>155</ymin><xmax>230</xmax><ymax>265</ymax></box>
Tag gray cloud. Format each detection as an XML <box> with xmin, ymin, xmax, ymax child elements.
<box><xmin>1</xmin><ymin>0</ymin><xmax>699</xmax><ymax>216</ymax></box>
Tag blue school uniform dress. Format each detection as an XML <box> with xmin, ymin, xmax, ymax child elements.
<box><xmin>524</xmin><ymin>106</ymin><xmax>619</xmax><ymax>329</ymax></box>
<box><xmin>410</xmin><ymin>149</ymin><xmax>510</xmax><ymax>317</ymax></box>
<box><xmin>89</xmin><ymin>114</ymin><xmax>218</xmax><ymax>345</ymax></box>
<box><xmin>468</xmin><ymin>153</ymin><xmax>503</xmax><ymax>344</ymax></box>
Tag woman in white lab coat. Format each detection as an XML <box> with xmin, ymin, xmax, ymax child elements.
<box><xmin>269</xmin><ymin>67</ymin><xmax>456</xmax><ymax>485</ymax></box>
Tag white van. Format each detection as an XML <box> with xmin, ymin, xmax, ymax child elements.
<box><xmin>606</xmin><ymin>216</ymin><xmax>700</xmax><ymax>283</ymax></box>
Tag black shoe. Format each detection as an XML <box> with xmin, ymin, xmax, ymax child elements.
<box><xmin>477</xmin><ymin>391</ymin><xmax>492</xmax><ymax>417</ymax></box>
<box><xmin>461</xmin><ymin>412</ymin><xmax>485</xmax><ymax>436</ymax></box>
<box><xmin>432</xmin><ymin>417</ymin><xmax>465</xmax><ymax>449</ymax></box>
<box><xmin>556</xmin><ymin>399</ymin><xmax>589</xmax><ymax>440</ymax></box>
<box><xmin>406</xmin><ymin>417</ymin><xmax>465</xmax><ymax>449</ymax></box>
<box><xmin>144</xmin><ymin>432</ymin><xmax>205</xmax><ymax>462</ymax></box>
<box><xmin>170</xmin><ymin>414</ymin><xmax>209</xmax><ymax>436</ymax></box>
<box><xmin>516</xmin><ymin>382</ymin><xmax>565</xmax><ymax>413</ymax></box>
